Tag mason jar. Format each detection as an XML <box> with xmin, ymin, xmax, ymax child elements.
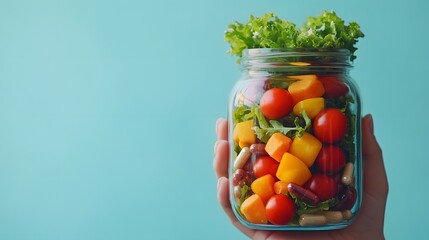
<box><xmin>228</xmin><ymin>48</ymin><xmax>362</xmax><ymax>230</ymax></box>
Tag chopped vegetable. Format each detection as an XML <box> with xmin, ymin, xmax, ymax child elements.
<box><xmin>288</xmin><ymin>132</ymin><xmax>323</xmax><ymax>167</ymax></box>
<box><xmin>293</xmin><ymin>97</ymin><xmax>325</xmax><ymax>119</ymax></box>
<box><xmin>273</xmin><ymin>181</ymin><xmax>289</xmax><ymax>195</ymax></box>
<box><xmin>251</xmin><ymin>174</ymin><xmax>276</xmax><ymax>204</ymax></box>
<box><xmin>276</xmin><ymin>152</ymin><xmax>312</xmax><ymax>185</ymax></box>
<box><xmin>288</xmin><ymin>75</ymin><xmax>325</xmax><ymax>105</ymax></box>
<box><xmin>233</xmin><ymin>120</ymin><xmax>256</xmax><ymax>148</ymax></box>
<box><xmin>264</xmin><ymin>132</ymin><xmax>292</xmax><ymax>162</ymax></box>
<box><xmin>240</xmin><ymin>194</ymin><xmax>268</xmax><ymax>224</ymax></box>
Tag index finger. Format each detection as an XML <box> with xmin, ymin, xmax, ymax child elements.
<box><xmin>216</xmin><ymin>118</ymin><xmax>228</xmax><ymax>140</ymax></box>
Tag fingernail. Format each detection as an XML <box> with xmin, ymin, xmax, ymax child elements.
<box><xmin>368</xmin><ymin>114</ymin><xmax>374</xmax><ymax>134</ymax></box>
<box><xmin>215</xmin><ymin>118</ymin><xmax>222</xmax><ymax>134</ymax></box>
<box><xmin>217</xmin><ymin>178</ymin><xmax>221</xmax><ymax>190</ymax></box>
<box><xmin>214</xmin><ymin>141</ymin><xmax>219</xmax><ymax>154</ymax></box>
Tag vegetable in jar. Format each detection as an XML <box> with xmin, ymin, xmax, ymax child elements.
<box><xmin>226</xmin><ymin>10</ymin><xmax>364</xmax><ymax>231</ymax></box>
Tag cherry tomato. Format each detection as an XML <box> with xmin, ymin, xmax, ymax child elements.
<box><xmin>304</xmin><ymin>174</ymin><xmax>337</xmax><ymax>201</ymax></box>
<box><xmin>316</xmin><ymin>145</ymin><xmax>346</xmax><ymax>175</ymax></box>
<box><xmin>260</xmin><ymin>88</ymin><xmax>293</xmax><ymax>119</ymax></box>
<box><xmin>336</xmin><ymin>186</ymin><xmax>357</xmax><ymax>210</ymax></box>
<box><xmin>265</xmin><ymin>194</ymin><xmax>296</xmax><ymax>225</ymax></box>
<box><xmin>253</xmin><ymin>155</ymin><xmax>279</xmax><ymax>179</ymax></box>
<box><xmin>313</xmin><ymin>108</ymin><xmax>347</xmax><ymax>143</ymax></box>
<box><xmin>318</xmin><ymin>75</ymin><xmax>349</xmax><ymax>98</ymax></box>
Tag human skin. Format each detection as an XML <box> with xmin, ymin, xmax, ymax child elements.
<box><xmin>213</xmin><ymin>114</ymin><xmax>388</xmax><ymax>240</ymax></box>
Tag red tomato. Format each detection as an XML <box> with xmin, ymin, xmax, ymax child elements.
<box><xmin>313</xmin><ymin>108</ymin><xmax>347</xmax><ymax>143</ymax></box>
<box><xmin>318</xmin><ymin>75</ymin><xmax>349</xmax><ymax>98</ymax></box>
<box><xmin>265</xmin><ymin>194</ymin><xmax>296</xmax><ymax>225</ymax></box>
<box><xmin>336</xmin><ymin>186</ymin><xmax>357</xmax><ymax>210</ymax></box>
<box><xmin>260</xmin><ymin>88</ymin><xmax>293</xmax><ymax>119</ymax></box>
<box><xmin>253</xmin><ymin>156</ymin><xmax>279</xmax><ymax>179</ymax></box>
<box><xmin>316</xmin><ymin>145</ymin><xmax>346</xmax><ymax>175</ymax></box>
<box><xmin>304</xmin><ymin>174</ymin><xmax>337</xmax><ymax>201</ymax></box>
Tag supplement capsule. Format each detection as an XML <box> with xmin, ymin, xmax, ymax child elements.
<box><xmin>342</xmin><ymin>162</ymin><xmax>354</xmax><ymax>185</ymax></box>
<box><xmin>287</xmin><ymin>183</ymin><xmax>320</xmax><ymax>205</ymax></box>
<box><xmin>234</xmin><ymin>147</ymin><xmax>251</xmax><ymax>170</ymax></box>
<box><xmin>249</xmin><ymin>143</ymin><xmax>267</xmax><ymax>155</ymax></box>
<box><xmin>342</xmin><ymin>210</ymin><xmax>353</xmax><ymax>220</ymax></box>
<box><xmin>299</xmin><ymin>214</ymin><xmax>327</xmax><ymax>226</ymax></box>
<box><xmin>322</xmin><ymin>211</ymin><xmax>344</xmax><ymax>223</ymax></box>
<box><xmin>233</xmin><ymin>185</ymin><xmax>242</xmax><ymax>199</ymax></box>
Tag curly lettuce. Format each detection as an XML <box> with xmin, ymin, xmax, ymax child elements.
<box><xmin>225</xmin><ymin>11</ymin><xmax>364</xmax><ymax>61</ymax></box>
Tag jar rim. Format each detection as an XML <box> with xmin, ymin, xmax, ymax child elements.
<box><xmin>241</xmin><ymin>48</ymin><xmax>352</xmax><ymax>70</ymax></box>
<box><xmin>243</xmin><ymin>48</ymin><xmax>351</xmax><ymax>57</ymax></box>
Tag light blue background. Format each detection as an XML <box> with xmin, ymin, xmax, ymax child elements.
<box><xmin>0</xmin><ymin>0</ymin><xmax>427</xmax><ymax>239</ymax></box>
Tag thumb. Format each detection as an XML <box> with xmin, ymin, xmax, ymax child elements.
<box><xmin>361</xmin><ymin>114</ymin><xmax>388</xmax><ymax>200</ymax></box>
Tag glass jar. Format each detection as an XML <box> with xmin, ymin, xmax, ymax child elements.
<box><xmin>228</xmin><ymin>48</ymin><xmax>362</xmax><ymax>230</ymax></box>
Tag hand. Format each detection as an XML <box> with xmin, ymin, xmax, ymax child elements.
<box><xmin>213</xmin><ymin>115</ymin><xmax>388</xmax><ymax>240</ymax></box>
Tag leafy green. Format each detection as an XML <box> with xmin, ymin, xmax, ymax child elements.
<box><xmin>238</xmin><ymin>184</ymin><xmax>250</xmax><ymax>207</ymax></box>
<box><xmin>297</xmin><ymin>11</ymin><xmax>364</xmax><ymax>61</ymax></box>
<box><xmin>233</xmin><ymin>105</ymin><xmax>255</xmax><ymax>124</ymax></box>
<box><xmin>253</xmin><ymin>108</ymin><xmax>311</xmax><ymax>142</ymax></box>
<box><xmin>289</xmin><ymin>193</ymin><xmax>338</xmax><ymax>215</ymax></box>
<box><xmin>225</xmin><ymin>11</ymin><xmax>364</xmax><ymax>61</ymax></box>
<box><xmin>294</xmin><ymin>111</ymin><xmax>312</xmax><ymax>137</ymax></box>
<box><xmin>225</xmin><ymin>13</ymin><xmax>298</xmax><ymax>58</ymax></box>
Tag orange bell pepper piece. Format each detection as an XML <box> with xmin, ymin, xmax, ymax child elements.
<box><xmin>240</xmin><ymin>194</ymin><xmax>268</xmax><ymax>224</ymax></box>
<box><xmin>251</xmin><ymin>174</ymin><xmax>276</xmax><ymax>204</ymax></box>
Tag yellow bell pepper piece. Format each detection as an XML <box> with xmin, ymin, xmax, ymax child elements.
<box><xmin>233</xmin><ymin>120</ymin><xmax>256</xmax><ymax>148</ymax></box>
<box><xmin>293</xmin><ymin>97</ymin><xmax>325</xmax><ymax>119</ymax></box>
<box><xmin>276</xmin><ymin>152</ymin><xmax>312</xmax><ymax>186</ymax></box>
<box><xmin>288</xmin><ymin>132</ymin><xmax>322</xmax><ymax>167</ymax></box>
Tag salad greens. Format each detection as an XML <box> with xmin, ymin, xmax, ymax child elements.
<box><xmin>225</xmin><ymin>11</ymin><xmax>364</xmax><ymax>61</ymax></box>
<box><xmin>253</xmin><ymin>107</ymin><xmax>311</xmax><ymax>143</ymax></box>
<box><xmin>233</xmin><ymin>105</ymin><xmax>255</xmax><ymax>124</ymax></box>
<box><xmin>289</xmin><ymin>193</ymin><xmax>338</xmax><ymax>215</ymax></box>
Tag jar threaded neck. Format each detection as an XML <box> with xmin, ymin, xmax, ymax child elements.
<box><xmin>241</xmin><ymin>48</ymin><xmax>352</xmax><ymax>72</ymax></box>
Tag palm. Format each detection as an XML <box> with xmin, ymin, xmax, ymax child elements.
<box><xmin>214</xmin><ymin>115</ymin><xmax>387</xmax><ymax>240</ymax></box>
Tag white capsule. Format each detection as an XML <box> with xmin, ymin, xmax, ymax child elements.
<box><xmin>342</xmin><ymin>162</ymin><xmax>354</xmax><ymax>186</ymax></box>
<box><xmin>299</xmin><ymin>214</ymin><xmax>327</xmax><ymax>226</ymax></box>
<box><xmin>321</xmin><ymin>211</ymin><xmax>344</xmax><ymax>223</ymax></box>
<box><xmin>234</xmin><ymin>147</ymin><xmax>251</xmax><ymax>170</ymax></box>
<box><xmin>342</xmin><ymin>210</ymin><xmax>353</xmax><ymax>220</ymax></box>
<box><xmin>233</xmin><ymin>185</ymin><xmax>242</xmax><ymax>199</ymax></box>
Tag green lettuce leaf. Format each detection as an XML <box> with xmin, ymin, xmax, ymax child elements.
<box><xmin>225</xmin><ymin>11</ymin><xmax>364</xmax><ymax>61</ymax></box>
